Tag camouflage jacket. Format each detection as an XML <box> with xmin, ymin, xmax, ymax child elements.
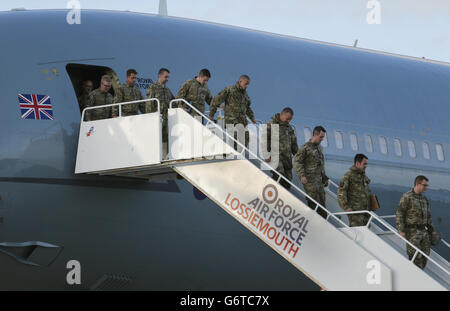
<box><xmin>113</xmin><ymin>83</ymin><xmax>144</xmax><ymax>116</ymax></box>
<box><xmin>145</xmin><ymin>82</ymin><xmax>175</xmax><ymax>122</ymax></box>
<box><xmin>337</xmin><ymin>166</ymin><xmax>371</xmax><ymax>211</ymax></box>
<box><xmin>260</xmin><ymin>113</ymin><xmax>298</xmax><ymax>165</ymax></box>
<box><xmin>396</xmin><ymin>189</ymin><xmax>434</xmax><ymax>233</ymax></box>
<box><xmin>209</xmin><ymin>82</ymin><xmax>255</xmax><ymax>126</ymax></box>
<box><xmin>294</xmin><ymin>141</ymin><xmax>327</xmax><ymax>183</ymax></box>
<box><xmin>176</xmin><ymin>77</ymin><xmax>212</xmax><ymax>115</ymax></box>
<box><xmin>85</xmin><ymin>88</ymin><xmax>114</xmax><ymax>121</ymax></box>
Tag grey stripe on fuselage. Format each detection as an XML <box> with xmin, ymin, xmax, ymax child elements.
<box><xmin>0</xmin><ymin>177</ymin><xmax>180</xmax><ymax>192</ymax></box>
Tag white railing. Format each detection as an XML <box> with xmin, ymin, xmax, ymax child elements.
<box><xmin>81</xmin><ymin>98</ymin><xmax>161</xmax><ymax>121</ymax></box>
<box><xmin>341</xmin><ymin>213</ymin><xmax>450</xmax><ymax>249</ymax></box>
<box><xmin>327</xmin><ymin>179</ymin><xmax>340</xmax><ymax>194</ymax></box>
<box><xmin>331</xmin><ymin>209</ymin><xmax>449</xmax><ymax>277</ymax></box>
<box><xmin>443</xmin><ymin>239</ymin><xmax>450</xmax><ymax>248</ymax></box>
<box><xmin>328</xmin><ymin>179</ymin><xmax>449</xmax><ymax>271</ymax></box>
<box><xmin>169</xmin><ymin>99</ymin><xmax>358</xmax><ymax>241</ymax></box>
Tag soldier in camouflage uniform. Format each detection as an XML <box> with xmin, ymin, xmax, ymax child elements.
<box><xmin>77</xmin><ymin>80</ymin><xmax>93</xmax><ymax>113</ymax></box>
<box><xmin>396</xmin><ymin>175</ymin><xmax>436</xmax><ymax>269</ymax></box>
<box><xmin>84</xmin><ymin>75</ymin><xmax>114</xmax><ymax>121</ymax></box>
<box><xmin>176</xmin><ymin>68</ymin><xmax>213</xmax><ymax>117</ymax></box>
<box><xmin>261</xmin><ymin>108</ymin><xmax>298</xmax><ymax>190</ymax></box>
<box><xmin>294</xmin><ymin>126</ymin><xmax>329</xmax><ymax>218</ymax></box>
<box><xmin>209</xmin><ymin>75</ymin><xmax>256</xmax><ymax>127</ymax></box>
<box><xmin>112</xmin><ymin>69</ymin><xmax>144</xmax><ymax>117</ymax></box>
<box><xmin>209</xmin><ymin>75</ymin><xmax>256</xmax><ymax>150</ymax></box>
<box><xmin>146</xmin><ymin>68</ymin><xmax>175</xmax><ymax>156</ymax></box>
<box><xmin>337</xmin><ymin>154</ymin><xmax>371</xmax><ymax>226</ymax></box>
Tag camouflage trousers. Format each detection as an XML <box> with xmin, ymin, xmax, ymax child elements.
<box><xmin>406</xmin><ymin>228</ymin><xmax>431</xmax><ymax>269</ymax></box>
<box><xmin>271</xmin><ymin>157</ymin><xmax>293</xmax><ymax>190</ymax></box>
<box><xmin>161</xmin><ymin>117</ymin><xmax>168</xmax><ymax>143</ymax></box>
<box><xmin>348</xmin><ymin>212</ymin><xmax>370</xmax><ymax>227</ymax></box>
<box><xmin>304</xmin><ymin>180</ymin><xmax>327</xmax><ymax>219</ymax></box>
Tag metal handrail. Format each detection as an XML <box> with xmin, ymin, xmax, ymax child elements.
<box><xmin>169</xmin><ymin>99</ymin><xmax>358</xmax><ymax>241</ymax></box>
<box><xmin>375</xmin><ymin>215</ymin><xmax>449</xmax><ymax>250</ymax></box>
<box><xmin>379</xmin><ymin>215</ymin><xmax>396</xmax><ymax>219</ymax></box>
<box><xmin>443</xmin><ymin>239</ymin><xmax>450</xmax><ymax>248</ymax></box>
<box><xmin>332</xmin><ymin>209</ymin><xmax>449</xmax><ymax>276</ymax></box>
<box><xmin>81</xmin><ymin>98</ymin><xmax>161</xmax><ymax>121</ymax></box>
<box><xmin>327</xmin><ymin>179</ymin><xmax>339</xmax><ymax>190</ymax></box>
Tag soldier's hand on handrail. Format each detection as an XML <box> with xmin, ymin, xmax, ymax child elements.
<box><xmin>399</xmin><ymin>232</ymin><xmax>406</xmax><ymax>238</ymax></box>
<box><xmin>345</xmin><ymin>207</ymin><xmax>353</xmax><ymax>212</ymax></box>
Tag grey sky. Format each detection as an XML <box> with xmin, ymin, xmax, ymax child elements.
<box><xmin>2</xmin><ymin>0</ymin><xmax>449</xmax><ymax>63</ymax></box>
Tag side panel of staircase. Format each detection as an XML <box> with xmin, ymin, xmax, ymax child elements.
<box><xmin>174</xmin><ymin>160</ymin><xmax>393</xmax><ymax>290</ymax></box>
<box><xmin>75</xmin><ymin>113</ymin><xmax>162</xmax><ymax>174</ymax></box>
<box><xmin>340</xmin><ymin>227</ymin><xmax>447</xmax><ymax>290</ymax></box>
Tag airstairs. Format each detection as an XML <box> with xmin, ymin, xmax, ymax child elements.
<box><xmin>76</xmin><ymin>99</ymin><xmax>449</xmax><ymax>291</ymax></box>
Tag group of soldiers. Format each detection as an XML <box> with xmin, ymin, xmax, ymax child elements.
<box><xmin>78</xmin><ymin>68</ymin><xmax>256</xmax><ymax>156</ymax></box>
<box><xmin>78</xmin><ymin>68</ymin><xmax>438</xmax><ymax>270</ymax></box>
<box><xmin>78</xmin><ymin>68</ymin><xmax>255</xmax><ymax>144</ymax></box>
<box><xmin>261</xmin><ymin>116</ymin><xmax>438</xmax><ymax>270</ymax></box>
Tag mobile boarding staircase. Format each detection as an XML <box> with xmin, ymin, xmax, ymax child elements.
<box><xmin>76</xmin><ymin>99</ymin><xmax>449</xmax><ymax>291</ymax></box>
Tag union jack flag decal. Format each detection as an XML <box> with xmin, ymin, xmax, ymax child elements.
<box><xmin>18</xmin><ymin>93</ymin><xmax>54</xmax><ymax>120</ymax></box>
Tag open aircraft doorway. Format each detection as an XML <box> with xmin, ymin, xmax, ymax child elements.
<box><xmin>66</xmin><ymin>63</ymin><xmax>120</xmax><ymax>114</ymax></box>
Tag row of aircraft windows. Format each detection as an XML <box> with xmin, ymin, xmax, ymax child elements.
<box><xmin>303</xmin><ymin>127</ymin><xmax>445</xmax><ymax>162</ymax></box>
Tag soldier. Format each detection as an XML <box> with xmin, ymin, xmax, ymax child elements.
<box><xmin>146</xmin><ymin>68</ymin><xmax>175</xmax><ymax>157</ymax></box>
<box><xmin>113</xmin><ymin>69</ymin><xmax>144</xmax><ymax>116</ymax></box>
<box><xmin>396</xmin><ymin>175</ymin><xmax>437</xmax><ymax>269</ymax></box>
<box><xmin>176</xmin><ymin>68</ymin><xmax>213</xmax><ymax>117</ymax></box>
<box><xmin>77</xmin><ymin>80</ymin><xmax>93</xmax><ymax>113</ymax></box>
<box><xmin>337</xmin><ymin>154</ymin><xmax>371</xmax><ymax>226</ymax></box>
<box><xmin>209</xmin><ymin>75</ymin><xmax>256</xmax><ymax>150</ymax></box>
<box><xmin>261</xmin><ymin>107</ymin><xmax>298</xmax><ymax>190</ymax></box>
<box><xmin>84</xmin><ymin>75</ymin><xmax>114</xmax><ymax>121</ymax></box>
<box><xmin>294</xmin><ymin>126</ymin><xmax>329</xmax><ymax>218</ymax></box>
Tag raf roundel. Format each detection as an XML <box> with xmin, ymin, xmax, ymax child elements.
<box><xmin>262</xmin><ymin>184</ymin><xmax>278</xmax><ymax>204</ymax></box>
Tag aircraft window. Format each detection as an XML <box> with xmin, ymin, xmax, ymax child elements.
<box><xmin>393</xmin><ymin>138</ymin><xmax>402</xmax><ymax>157</ymax></box>
<box><xmin>422</xmin><ymin>142</ymin><xmax>431</xmax><ymax>160</ymax></box>
<box><xmin>408</xmin><ymin>140</ymin><xmax>417</xmax><ymax>158</ymax></box>
<box><xmin>304</xmin><ymin>127</ymin><xmax>312</xmax><ymax>143</ymax></box>
<box><xmin>349</xmin><ymin>133</ymin><xmax>358</xmax><ymax>151</ymax></box>
<box><xmin>321</xmin><ymin>132</ymin><xmax>329</xmax><ymax>148</ymax></box>
<box><xmin>364</xmin><ymin>135</ymin><xmax>374</xmax><ymax>153</ymax></box>
<box><xmin>436</xmin><ymin>144</ymin><xmax>445</xmax><ymax>161</ymax></box>
<box><xmin>66</xmin><ymin>63</ymin><xmax>120</xmax><ymax>115</ymax></box>
<box><xmin>379</xmin><ymin>136</ymin><xmax>388</xmax><ymax>155</ymax></box>
<box><xmin>335</xmin><ymin>131</ymin><xmax>344</xmax><ymax>149</ymax></box>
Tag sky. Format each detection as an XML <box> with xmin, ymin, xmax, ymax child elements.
<box><xmin>1</xmin><ymin>0</ymin><xmax>449</xmax><ymax>63</ymax></box>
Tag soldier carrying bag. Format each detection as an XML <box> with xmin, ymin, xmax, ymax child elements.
<box><xmin>370</xmin><ymin>194</ymin><xmax>380</xmax><ymax>211</ymax></box>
